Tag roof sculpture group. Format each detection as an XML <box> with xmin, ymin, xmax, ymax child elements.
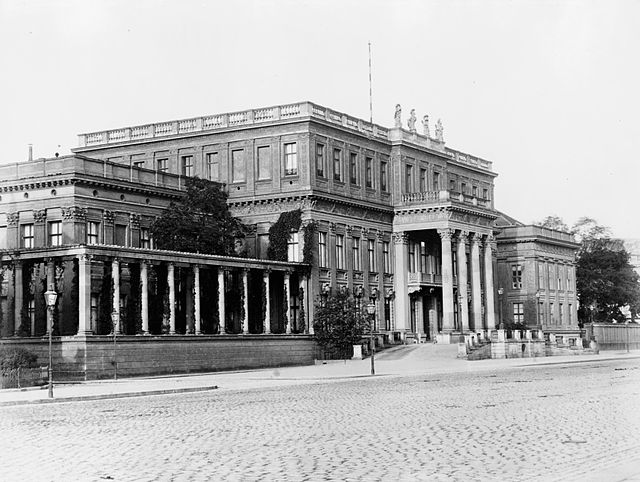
<box><xmin>394</xmin><ymin>104</ymin><xmax>444</xmax><ymax>142</ymax></box>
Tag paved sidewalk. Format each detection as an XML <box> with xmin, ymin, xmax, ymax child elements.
<box><xmin>2</xmin><ymin>345</ymin><xmax>639</xmax><ymax>406</ymax></box>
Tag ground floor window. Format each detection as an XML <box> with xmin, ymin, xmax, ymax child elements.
<box><xmin>513</xmin><ymin>302</ymin><xmax>524</xmax><ymax>323</ymax></box>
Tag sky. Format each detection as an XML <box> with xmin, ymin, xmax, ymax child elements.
<box><xmin>1</xmin><ymin>0</ymin><xmax>639</xmax><ymax>238</ymax></box>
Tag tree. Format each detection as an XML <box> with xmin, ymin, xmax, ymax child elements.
<box><xmin>151</xmin><ymin>177</ymin><xmax>245</xmax><ymax>256</ymax></box>
<box><xmin>313</xmin><ymin>289</ymin><xmax>369</xmax><ymax>358</ymax></box>
<box><xmin>536</xmin><ymin>215</ymin><xmax>569</xmax><ymax>232</ymax></box>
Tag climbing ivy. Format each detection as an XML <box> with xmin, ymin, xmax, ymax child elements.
<box><xmin>267</xmin><ymin>210</ymin><xmax>302</xmax><ymax>261</ymax></box>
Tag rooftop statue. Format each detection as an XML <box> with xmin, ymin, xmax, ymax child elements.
<box><xmin>435</xmin><ymin>119</ymin><xmax>444</xmax><ymax>142</ymax></box>
<box><xmin>408</xmin><ymin>109</ymin><xmax>417</xmax><ymax>133</ymax></box>
<box><xmin>394</xmin><ymin>104</ymin><xmax>402</xmax><ymax>128</ymax></box>
<box><xmin>422</xmin><ymin>115</ymin><xmax>430</xmax><ymax>137</ymax></box>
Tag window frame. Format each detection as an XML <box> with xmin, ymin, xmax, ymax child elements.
<box><xmin>49</xmin><ymin>221</ymin><xmax>62</xmax><ymax>247</ymax></box>
<box><xmin>316</xmin><ymin>143</ymin><xmax>325</xmax><ymax>178</ymax></box>
<box><xmin>181</xmin><ymin>155</ymin><xmax>194</xmax><ymax>177</ymax></box>
<box><xmin>318</xmin><ymin>232</ymin><xmax>328</xmax><ymax>268</ymax></box>
<box><xmin>335</xmin><ymin>234</ymin><xmax>345</xmax><ymax>269</ymax></box>
<box><xmin>87</xmin><ymin>221</ymin><xmax>99</xmax><ymax>245</ymax></box>
<box><xmin>283</xmin><ymin>142</ymin><xmax>298</xmax><ymax>176</ymax></box>
<box><xmin>333</xmin><ymin>148</ymin><xmax>342</xmax><ymax>182</ymax></box>
<box><xmin>21</xmin><ymin>223</ymin><xmax>34</xmax><ymax>248</ymax></box>
<box><xmin>511</xmin><ymin>264</ymin><xmax>523</xmax><ymax>290</ymax></box>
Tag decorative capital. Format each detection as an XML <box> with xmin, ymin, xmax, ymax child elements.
<box><xmin>7</xmin><ymin>212</ymin><xmax>19</xmax><ymax>226</ymax></box>
<box><xmin>457</xmin><ymin>230</ymin><xmax>469</xmax><ymax>244</ymax></box>
<box><xmin>470</xmin><ymin>232</ymin><xmax>483</xmax><ymax>246</ymax></box>
<box><xmin>78</xmin><ymin>254</ymin><xmax>93</xmax><ymax>263</ymax></box>
<box><xmin>329</xmin><ymin>222</ymin><xmax>337</xmax><ymax>234</ymax></box>
<box><xmin>33</xmin><ymin>209</ymin><xmax>47</xmax><ymax>224</ymax></box>
<box><xmin>385</xmin><ymin>288</ymin><xmax>395</xmax><ymax>299</ymax></box>
<box><xmin>345</xmin><ymin>225</ymin><xmax>353</xmax><ymax>236</ymax></box>
<box><xmin>392</xmin><ymin>232</ymin><xmax>409</xmax><ymax>245</ymax></box>
<box><xmin>437</xmin><ymin>229</ymin><xmax>454</xmax><ymax>241</ymax></box>
<box><xmin>376</xmin><ymin>229</ymin><xmax>384</xmax><ymax>241</ymax></box>
<box><xmin>62</xmin><ymin>206</ymin><xmax>87</xmax><ymax>221</ymax></box>
<box><xmin>103</xmin><ymin>210</ymin><xmax>115</xmax><ymax>226</ymax></box>
<box><xmin>129</xmin><ymin>214</ymin><xmax>141</xmax><ymax>229</ymax></box>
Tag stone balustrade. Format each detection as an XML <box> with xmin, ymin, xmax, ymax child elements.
<box><xmin>400</xmin><ymin>190</ymin><xmax>491</xmax><ymax>208</ymax></box>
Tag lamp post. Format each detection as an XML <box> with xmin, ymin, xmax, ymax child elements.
<box><xmin>535</xmin><ymin>292</ymin><xmax>541</xmax><ymax>330</ymax></box>
<box><xmin>626</xmin><ymin>320</ymin><xmax>630</xmax><ymax>354</ymax></box>
<box><xmin>497</xmin><ymin>287</ymin><xmax>504</xmax><ymax>330</ymax></box>
<box><xmin>44</xmin><ymin>287</ymin><xmax>58</xmax><ymax>398</ymax></box>
<box><xmin>457</xmin><ymin>294</ymin><xmax>465</xmax><ymax>343</ymax></box>
<box><xmin>111</xmin><ymin>311</ymin><xmax>119</xmax><ymax>380</ymax></box>
<box><xmin>367</xmin><ymin>301</ymin><xmax>376</xmax><ymax>376</ymax></box>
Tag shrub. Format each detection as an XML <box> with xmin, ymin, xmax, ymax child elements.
<box><xmin>0</xmin><ymin>347</ymin><xmax>39</xmax><ymax>372</ymax></box>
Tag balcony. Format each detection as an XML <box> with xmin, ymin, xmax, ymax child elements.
<box><xmin>408</xmin><ymin>272</ymin><xmax>443</xmax><ymax>286</ymax></box>
<box><xmin>399</xmin><ymin>190</ymin><xmax>492</xmax><ymax>209</ymax></box>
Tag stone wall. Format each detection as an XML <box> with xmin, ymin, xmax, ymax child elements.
<box><xmin>0</xmin><ymin>335</ymin><xmax>316</xmax><ymax>379</ymax></box>
<box><xmin>586</xmin><ymin>323</ymin><xmax>640</xmax><ymax>351</ymax></box>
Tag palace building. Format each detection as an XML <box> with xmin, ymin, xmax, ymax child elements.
<box><xmin>0</xmin><ymin>101</ymin><xmax>581</xmax><ymax>376</ymax></box>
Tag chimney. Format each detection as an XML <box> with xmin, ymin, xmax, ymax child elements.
<box><xmin>28</xmin><ymin>144</ymin><xmax>33</xmax><ymax>162</ymax></box>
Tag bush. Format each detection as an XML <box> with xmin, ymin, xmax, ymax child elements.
<box><xmin>0</xmin><ymin>347</ymin><xmax>39</xmax><ymax>372</ymax></box>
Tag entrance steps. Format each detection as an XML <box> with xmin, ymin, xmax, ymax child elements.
<box><xmin>376</xmin><ymin>343</ymin><xmax>458</xmax><ymax>362</ymax></box>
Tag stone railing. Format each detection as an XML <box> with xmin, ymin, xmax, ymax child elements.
<box><xmin>446</xmin><ymin>148</ymin><xmax>493</xmax><ymax>172</ymax></box>
<box><xmin>400</xmin><ymin>190</ymin><xmax>491</xmax><ymax>208</ymax></box>
<box><xmin>408</xmin><ymin>272</ymin><xmax>442</xmax><ymax>285</ymax></box>
<box><xmin>77</xmin><ymin>102</ymin><xmax>391</xmax><ymax>148</ymax></box>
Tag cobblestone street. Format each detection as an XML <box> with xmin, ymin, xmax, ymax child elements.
<box><xmin>1</xmin><ymin>357</ymin><xmax>640</xmax><ymax>481</ymax></box>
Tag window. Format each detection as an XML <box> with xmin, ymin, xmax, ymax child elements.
<box><xmin>288</xmin><ymin>232</ymin><xmax>299</xmax><ymax>262</ymax></box>
<box><xmin>140</xmin><ymin>228</ymin><xmax>151</xmax><ymax>249</ymax></box>
<box><xmin>156</xmin><ymin>158</ymin><xmax>168</xmax><ymax>173</ymax></box>
<box><xmin>511</xmin><ymin>264</ymin><xmax>522</xmax><ymax>289</ymax></box>
<box><xmin>550</xmin><ymin>302</ymin><xmax>555</xmax><ymax>324</ymax></box>
<box><xmin>567</xmin><ymin>267</ymin><xmax>572</xmax><ymax>291</ymax></box>
<box><xmin>21</xmin><ymin>224</ymin><xmax>34</xmax><ymax>248</ymax></box>
<box><xmin>349</xmin><ymin>153</ymin><xmax>358</xmax><ymax>185</ymax></box>
<box><xmin>538</xmin><ymin>262</ymin><xmax>545</xmax><ymax>289</ymax></box>
<box><xmin>569</xmin><ymin>304</ymin><xmax>573</xmax><ymax>324</ymax></box>
<box><xmin>433</xmin><ymin>172</ymin><xmax>440</xmax><ymax>191</ymax></box>
<box><xmin>483</xmin><ymin>188</ymin><xmax>489</xmax><ymax>200</ymax></box>
<box><xmin>318</xmin><ymin>232</ymin><xmax>328</xmax><ymax>267</ymax></box>
<box><xmin>115</xmin><ymin>224</ymin><xmax>127</xmax><ymax>247</ymax></box>
<box><xmin>336</xmin><ymin>234</ymin><xmax>345</xmax><ymax>269</ymax></box>
<box><xmin>539</xmin><ymin>302</ymin><xmax>544</xmax><ymax>325</ymax></box>
<box><xmin>449</xmin><ymin>179</ymin><xmax>456</xmax><ymax>191</ymax></box>
<box><xmin>28</xmin><ymin>299</ymin><xmax>35</xmax><ymax>331</ymax></box>
<box><xmin>284</xmin><ymin>143</ymin><xmax>297</xmax><ymax>175</ymax></box>
<box><xmin>368</xmin><ymin>239</ymin><xmax>376</xmax><ymax>272</ymax></box>
<box><xmin>383</xmin><ymin>241</ymin><xmax>391</xmax><ymax>273</ymax></box>
<box><xmin>405</xmin><ymin>165</ymin><xmax>413</xmax><ymax>193</ymax></box>
<box><xmin>548</xmin><ymin>264</ymin><xmax>554</xmax><ymax>290</ymax></box>
<box><xmin>513</xmin><ymin>302</ymin><xmax>524</xmax><ymax>323</ymax></box>
<box><xmin>316</xmin><ymin>143</ymin><xmax>325</xmax><ymax>177</ymax></box>
<box><xmin>133</xmin><ymin>160</ymin><xmax>145</xmax><ymax>169</ymax></box>
<box><xmin>87</xmin><ymin>222</ymin><xmax>99</xmax><ymax>245</ymax></box>
<box><xmin>333</xmin><ymin>149</ymin><xmax>342</xmax><ymax>181</ymax></box>
<box><xmin>409</xmin><ymin>242</ymin><xmax>416</xmax><ymax>273</ymax></box>
<box><xmin>380</xmin><ymin>161</ymin><xmax>388</xmax><ymax>192</ymax></box>
<box><xmin>90</xmin><ymin>294</ymin><xmax>99</xmax><ymax>331</ymax></box>
<box><xmin>419</xmin><ymin>168</ymin><xmax>427</xmax><ymax>192</ymax></box>
<box><xmin>461</xmin><ymin>182</ymin><xmax>467</xmax><ymax>195</ymax></box>
<box><xmin>206</xmin><ymin>153</ymin><xmax>219</xmax><ymax>181</ymax></box>
<box><xmin>181</xmin><ymin>155</ymin><xmax>194</xmax><ymax>177</ymax></box>
<box><xmin>352</xmin><ymin>237</ymin><xmax>361</xmax><ymax>271</ymax></box>
<box><xmin>557</xmin><ymin>266</ymin><xmax>562</xmax><ymax>290</ymax></box>
<box><xmin>232</xmin><ymin>150</ymin><xmax>245</xmax><ymax>182</ymax></box>
<box><xmin>257</xmin><ymin>146</ymin><xmax>271</xmax><ymax>180</ymax></box>
<box><xmin>472</xmin><ymin>186</ymin><xmax>478</xmax><ymax>197</ymax></box>
<box><xmin>49</xmin><ymin>221</ymin><xmax>62</xmax><ymax>246</ymax></box>
<box><xmin>559</xmin><ymin>303</ymin><xmax>564</xmax><ymax>324</ymax></box>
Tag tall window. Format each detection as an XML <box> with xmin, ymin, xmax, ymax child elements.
<box><xmin>433</xmin><ymin>171</ymin><xmax>440</xmax><ymax>191</ymax></box>
<box><xmin>28</xmin><ymin>299</ymin><xmax>35</xmax><ymax>331</ymax></box>
<box><xmin>368</xmin><ymin>239</ymin><xmax>376</xmax><ymax>272</ymax></box>
<box><xmin>483</xmin><ymin>188</ymin><xmax>489</xmax><ymax>200</ymax></box>
<box><xmin>349</xmin><ymin>153</ymin><xmax>358</xmax><ymax>185</ymax></box>
<box><xmin>569</xmin><ymin>304</ymin><xmax>573</xmax><ymax>324</ymax></box>
<box><xmin>21</xmin><ymin>224</ymin><xmax>34</xmax><ymax>248</ymax></box>
<box><xmin>383</xmin><ymin>241</ymin><xmax>391</xmax><ymax>273</ymax></box>
<box><xmin>156</xmin><ymin>158</ymin><xmax>168</xmax><ymax>173</ymax></box>
<box><xmin>511</xmin><ymin>264</ymin><xmax>522</xmax><ymax>289</ymax></box>
<box><xmin>181</xmin><ymin>155</ymin><xmax>194</xmax><ymax>177</ymax></box>
<box><xmin>559</xmin><ymin>303</ymin><xmax>564</xmax><ymax>324</ymax></box>
<box><xmin>380</xmin><ymin>161</ymin><xmax>388</xmax><ymax>192</ymax></box>
<box><xmin>333</xmin><ymin>149</ymin><xmax>342</xmax><ymax>181</ymax></box>
<box><xmin>316</xmin><ymin>143</ymin><xmax>325</xmax><ymax>177</ymax></box>
<box><xmin>206</xmin><ymin>152</ymin><xmax>219</xmax><ymax>181</ymax></box>
<box><xmin>539</xmin><ymin>302</ymin><xmax>544</xmax><ymax>325</ymax></box>
<box><xmin>538</xmin><ymin>262</ymin><xmax>545</xmax><ymax>289</ymax></box>
<box><xmin>49</xmin><ymin>221</ymin><xmax>62</xmax><ymax>246</ymax></box>
<box><xmin>513</xmin><ymin>303</ymin><xmax>524</xmax><ymax>323</ymax></box>
<box><xmin>567</xmin><ymin>267</ymin><xmax>572</xmax><ymax>291</ymax></box>
<box><xmin>405</xmin><ymin>165</ymin><xmax>413</xmax><ymax>193</ymax></box>
<box><xmin>550</xmin><ymin>302</ymin><xmax>555</xmax><ymax>324</ymax></box>
<box><xmin>140</xmin><ymin>228</ymin><xmax>151</xmax><ymax>249</ymax></box>
<box><xmin>284</xmin><ymin>143</ymin><xmax>297</xmax><ymax>175</ymax></box>
<box><xmin>449</xmin><ymin>179</ymin><xmax>456</xmax><ymax>191</ymax></box>
<box><xmin>257</xmin><ymin>146</ymin><xmax>271</xmax><ymax>180</ymax></box>
<box><xmin>420</xmin><ymin>168</ymin><xmax>427</xmax><ymax>192</ymax></box>
<box><xmin>365</xmin><ymin>157</ymin><xmax>373</xmax><ymax>188</ymax></box>
<box><xmin>318</xmin><ymin>232</ymin><xmax>328</xmax><ymax>267</ymax></box>
<box><xmin>548</xmin><ymin>264</ymin><xmax>554</xmax><ymax>290</ymax></box>
<box><xmin>461</xmin><ymin>182</ymin><xmax>467</xmax><ymax>195</ymax></box>
<box><xmin>352</xmin><ymin>236</ymin><xmax>361</xmax><ymax>271</ymax></box>
<box><xmin>472</xmin><ymin>186</ymin><xmax>478</xmax><ymax>197</ymax></box>
<box><xmin>87</xmin><ymin>221</ymin><xmax>99</xmax><ymax>245</ymax></box>
<box><xmin>288</xmin><ymin>232</ymin><xmax>299</xmax><ymax>262</ymax></box>
<box><xmin>336</xmin><ymin>234</ymin><xmax>345</xmax><ymax>269</ymax></box>
<box><xmin>232</xmin><ymin>150</ymin><xmax>245</xmax><ymax>182</ymax></box>
<box><xmin>558</xmin><ymin>266</ymin><xmax>563</xmax><ymax>291</ymax></box>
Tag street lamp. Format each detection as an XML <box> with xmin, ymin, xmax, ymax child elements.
<box><xmin>366</xmin><ymin>301</ymin><xmax>376</xmax><ymax>376</ymax></box>
<box><xmin>457</xmin><ymin>294</ymin><xmax>465</xmax><ymax>343</ymax></box>
<box><xmin>535</xmin><ymin>292</ymin><xmax>541</xmax><ymax>330</ymax></box>
<box><xmin>626</xmin><ymin>319</ymin><xmax>630</xmax><ymax>354</ymax></box>
<box><xmin>111</xmin><ymin>311</ymin><xmax>119</xmax><ymax>380</ymax></box>
<box><xmin>497</xmin><ymin>287</ymin><xmax>504</xmax><ymax>330</ymax></box>
<box><xmin>44</xmin><ymin>286</ymin><xmax>58</xmax><ymax>399</ymax></box>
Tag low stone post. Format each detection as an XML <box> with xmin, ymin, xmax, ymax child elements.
<box><xmin>352</xmin><ymin>345</ymin><xmax>363</xmax><ymax>360</ymax></box>
<box><xmin>525</xmin><ymin>330</ymin><xmax>532</xmax><ymax>340</ymax></box>
<box><xmin>497</xmin><ymin>329</ymin><xmax>506</xmax><ymax>342</ymax></box>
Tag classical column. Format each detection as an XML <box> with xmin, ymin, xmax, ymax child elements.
<box><xmin>218</xmin><ymin>268</ymin><xmax>226</xmax><ymax>334</ymax></box>
<box><xmin>140</xmin><ymin>261</ymin><xmax>149</xmax><ymax>334</ymax></box>
<box><xmin>470</xmin><ymin>234</ymin><xmax>483</xmax><ymax>330</ymax></box>
<box><xmin>112</xmin><ymin>258</ymin><xmax>121</xmax><ymax>335</ymax></box>
<box><xmin>167</xmin><ymin>262</ymin><xmax>176</xmax><ymax>334</ymax></box>
<box><xmin>13</xmin><ymin>261</ymin><xmax>23</xmax><ymax>336</ymax></box>
<box><xmin>392</xmin><ymin>232</ymin><xmax>409</xmax><ymax>332</ymax></box>
<box><xmin>483</xmin><ymin>235</ymin><xmax>497</xmax><ymax>330</ymax></box>
<box><xmin>185</xmin><ymin>268</ymin><xmax>194</xmax><ymax>334</ymax></box>
<box><xmin>194</xmin><ymin>265</ymin><xmax>201</xmax><ymax>335</ymax></box>
<box><xmin>263</xmin><ymin>270</ymin><xmax>271</xmax><ymax>334</ymax></box>
<box><xmin>242</xmin><ymin>269</ymin><xmax>249</xmax><ymax>335</ymax></box>
<box><xmin>456</xmin><ymin>232</ymin><xmax>470</xmax><ymax>333</ymax></box>
<box><xmin>284</xmin><ymin>271</ymin><xmax>292</xmax><ymax>334</ymax></box>
<box><xmin>438</xmin><ymin>229</ymin><xmax>455</xmax><ymax>333</ymax></box>
<box><xmin>77</xmin><ymin>254</ymin><xmax>93</xmax><ymax>335</ymax></box>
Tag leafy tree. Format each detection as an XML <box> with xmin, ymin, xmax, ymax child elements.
<box><xmin>536</xmin><ymin>215</ymin><xmax>569</xmax><ymax>232</ymax></box>
<box><xmin>151</xmin><ymin>177</ymin><xmax>245</xmax><ymax>256</ymax></box>
<box><xmin>313</xmin><ymin>289</ymin><xmax>369</xmax><ymax>357</ymax></box>
<box><xmin>572</xmin><ymin>216</ymin><xmax>611</xmax><ymax>243</ymax></box>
